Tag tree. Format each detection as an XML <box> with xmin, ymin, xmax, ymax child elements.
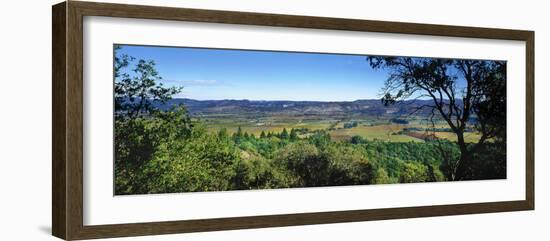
<box><xmin>399</xmin><ymin>162</ymin><xmax>429</xmax><ymax>183</ymax></box>
<box><xmin>113</xmin><ymin>46</ymin><xmax>193</xmax><ymax>194</ymax></box>
<box><xmin>368</xmin><ymin>56</ymin><xmax>506</xmax><ymax>180</ymax></box>
<box><xmin>350</xmin><ymin>135</ymin><xmax>364</xmax><ymax>144</ymax></box>
<box><xmin>280</xmin><ymin>128</ymin><xmax>289</xmax><ymax>139</ymax></box>
<box><xmin>289</xmin><ymin>128</ymin><xmax>298</xmax><ymax>141</ymax></box>
<box><xmin>343</xmin><ymin>122</ymin><xmax>358</xmax><ymax>129</ymax></box>
<box><xmin>217</xmin><ymin>128</ymin><xmax>229</xmax><ymax>139</ymax></box>
<box><xmin>235</xmin><ymin>127</ymin><xmax>243</xmax><ymax>137</ymax></box>
<box><xmin>260</xmin><ymin>131</ymin><xmax>266</xmax><ymax>139</ymax></box>
<box><xmin>232</xmin><ymin>126</ymin><xmax>244</xmax><ymax>143</ymax></box>
<box><xmin>114</xmin><ymin>45</ymin><xmax>181</xmax><ymax>119</ymax></box>
<box><xmin>275</xmin><ymin>143</ymin><xmax>330</xmax><ymax>187</ymax></box>
<box><xmin>373</xmin><ymin>168</ymin><xmax>391</xmax><ymax>184</ymax></box>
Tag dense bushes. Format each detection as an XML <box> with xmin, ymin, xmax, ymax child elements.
<box><xmin>113</xmin><ymin>47</ymin><xmax>506</xmax><ymax>195</ymax></box>
<box><xmin>115</xmin><ymin>109</ymin><xmax>505</xmax><ymax>195</ymax></box>
<box><xmin>273</xmin><ymin>142</ymin><xmax>373</xmax><ymax>187</ymax></box>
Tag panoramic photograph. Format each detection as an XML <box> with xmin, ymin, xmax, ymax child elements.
<box><xmin>113</xmin><ymin>44</ymin><xmax>507</xmax><ymax>195</ymax></box>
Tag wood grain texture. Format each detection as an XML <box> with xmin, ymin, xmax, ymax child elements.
<box><xmin>66</xmin><ymin>2</ymin><xmax>85</xmax><ymax>240</ymax></box>
<box><xmin>52</xmin><ymin>2</ymin><xmax>67</xmax><ymax>240</ymax></box>
<box><xmin>51</xmin><ymin>1</ymin><xmax>535</xmax><ymax>240</ymax></box>
<box><xmin>525</xmin><ymin>32</ymin><xmax>535</xmax><ymax>209</ymax></box>
<box><xmin>72</xmin><ymin>1</ymin><xmax>533</xmax><ymax>40</ymax></box>
<box><xmin>74</xmin><ymin>201</ymin><xmax>530</xmax><ymax>240</ymax></box>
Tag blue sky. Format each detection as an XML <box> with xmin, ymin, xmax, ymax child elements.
<box><xmin>115</xmin><ymin>45</ymin><xmax>394</xmax><ymax>101</ymax></box>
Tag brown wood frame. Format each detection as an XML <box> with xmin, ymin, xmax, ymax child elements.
<box><xmin>52</xmin><ymin>1</ymin><xmax>535</xmax><ymax>240</ymax></box>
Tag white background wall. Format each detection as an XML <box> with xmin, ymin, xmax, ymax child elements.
<box><xmin>0</xmin><ymin>0</ymin><xmax>547</xmax><ymax>240</ymax></box>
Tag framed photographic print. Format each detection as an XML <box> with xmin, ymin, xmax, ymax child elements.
<box><xmin>52</xmin><ymin>1</ymin><xmax>534</xmax><ymax>240</ymax></box>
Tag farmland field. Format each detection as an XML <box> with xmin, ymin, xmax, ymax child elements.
<box><xmin>113</xmin><ymin>44</ymin><xmax>506</xmax><ymax>195</ymax></box>
<box><xmin>200</xmin><ymin>116</ymin><xmax>334</xmax><ymax>136</ymax></box>
<box><xmin>195</xmin><ymin>113</ymin><xmax>482</xmax><ymax>143</ymax></box>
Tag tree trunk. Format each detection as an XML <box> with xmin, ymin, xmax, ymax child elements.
<box><xmin>455</xmin><ymin>148</ymin><xmax>472</xmax><ymax>181</ymax></box>
<box><xmin>452</xmin><ymin>132</ymin><xmax>470</xmax><ymax>181</ymax></box>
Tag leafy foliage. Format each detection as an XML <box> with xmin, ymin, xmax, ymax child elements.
<box><xmin>114</xmin><ymin>45</ymin><xmax>181</xmax><ymax>119</ymax></box>
<box><xmin>368</xmin><ymin>56</ymin><xmax>506</xmax><ymax>180</ymax></box>
<box><xmin>114</xmin><ymin>47</ymin><xmax>506</xmax><ymax>195</ymax></box>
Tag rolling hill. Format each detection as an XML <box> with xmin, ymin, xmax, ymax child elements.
<box><xmin>159</xmin><ymin>98</ymin><xmax>445</xmax><ymax>118</ymax></box>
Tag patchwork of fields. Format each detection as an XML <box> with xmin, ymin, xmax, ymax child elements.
<box><xmin>197</xmin><ymin>114</ymin><xmax>482</xmax><ymax>143</ymax></box>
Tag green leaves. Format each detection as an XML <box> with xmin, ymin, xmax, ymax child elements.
<box><xmin>115</xmin><ymin>118</ymin><xmax>506</xmax><ymax>195</ymax></box>
<box><xmin>113</xmin><ymin>47</ymin><xmax>505</xmax><ymax>195</ymax></box>
<box><xmin>114</xmin><ymin>47</ymin><xmax>182</xmax><ymax>119</ymax></box>
<box><xmin>367</xmin><ymin>56</ymin><xmax>506</xmax><ymax>181</ymax></box>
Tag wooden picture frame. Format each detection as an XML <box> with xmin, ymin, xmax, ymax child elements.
<box><xmin>52</xmin><ymin>1</ymin><xmax>534</xmax><ymax>240</ymax></box>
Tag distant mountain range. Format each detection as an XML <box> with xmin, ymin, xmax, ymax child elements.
<box><xmin>156</xmin><ymin>98</ymin><xmax>444</xmax><ymax>118</ymax></box>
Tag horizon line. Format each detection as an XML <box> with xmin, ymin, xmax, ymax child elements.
<box><xmin>170</xmin><ymin>97</ymin><xmax>444</xmax><ymax>102</ymax></box>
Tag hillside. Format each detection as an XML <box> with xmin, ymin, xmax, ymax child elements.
<box><xmin>160</xmin><ymin>98</ymin><xmax>446</xmax><ymax>118</ymax></box>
